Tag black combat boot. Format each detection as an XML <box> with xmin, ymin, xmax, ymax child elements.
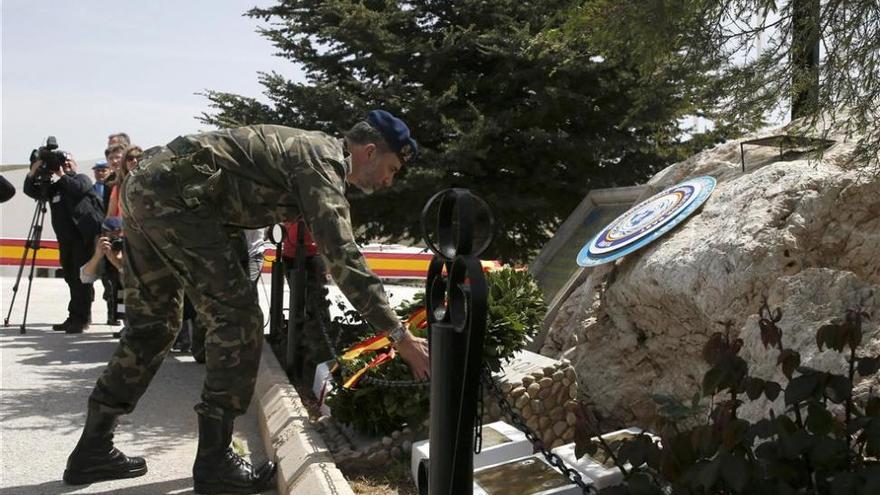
<box><xmin>64</xmin><ymin>317</ymin><xmax>90</xmax><ymax>334</ymax></box>
<box><xmin>192</xmin><ymin>414</ymin><xmax>276</xmax><ymax>494</ymax></box>
<box><xmin>63</xmin><ymin>402</ymin><xmax>147</xmax><ymax>485</ymax></box>
<box><xmin>52</xmin><ymin>317</ymin><xmax>72</xmax><ymax>331</ymax></box>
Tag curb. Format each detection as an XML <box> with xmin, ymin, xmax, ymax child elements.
<box><xmin>255</xmin><ymin>345</ymin><xmax>355</xmax><ymax>495</ymax></box>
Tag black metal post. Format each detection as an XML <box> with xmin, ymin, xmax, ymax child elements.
<box><xmin>423</xmin><ymin>189</ymin><xmax>493</xmax><ymax>495</ymax></box>
<box><xmin>267</xmin><ymin>225</ymin><xmax>286</xmax><ymax>343</ymax></box>
<box><xmin>286</xmin><ymin>219</ymin><xmax>307</xmax><ymax>379</ymax></box>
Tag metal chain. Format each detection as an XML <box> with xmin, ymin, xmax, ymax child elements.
<box><xmin>482</xmin><ymin>367</ymin><xmax>597</xmax><ymax>495</ymax></box>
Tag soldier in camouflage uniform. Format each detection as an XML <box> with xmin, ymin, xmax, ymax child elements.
<box><xmin>63</xmin><ymin>110</ymin><xmax>429</xmax><ymax>495</ymax></box>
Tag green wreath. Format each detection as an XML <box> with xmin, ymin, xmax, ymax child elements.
<box><xmin>327</xmin><ymin>267</ymin><xmax>546</xmax><ymax>436</ymax></box>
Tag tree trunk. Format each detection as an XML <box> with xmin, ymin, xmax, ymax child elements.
<box><xmin>791</xmin><ymin>0</ymin><xmax>820</xmax><ymax>119</ymax></box>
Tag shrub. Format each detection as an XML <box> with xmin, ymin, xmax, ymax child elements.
<box><xmin>576</xmin><ymin>305</ymin><xmax>880</xmax><ymax>495</ymax></box>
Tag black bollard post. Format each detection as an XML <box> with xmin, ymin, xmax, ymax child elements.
<box><xmin>286</xmin><ymin>219</ymin><xmax>307</xmax><ymax>379</ymax></box>
<box><xmin>267</xmin><ymin>225</ymin><xmax>286</xmax><ymax>343</ymax></box>
<box><xmin>423</xmin><ymin>189</ymin><xmax>493</xmax><ymax>495</ymax></box>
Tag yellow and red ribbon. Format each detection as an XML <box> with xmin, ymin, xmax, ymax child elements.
<box><xmin>342</xmin><ymin>349</ymin><xmax>396</xmax><ymax>389</ymax></box>
<box><xmin>340</xmin><ymin>333</ymin><xmax>393</xmax><ymax>361</ymax></box>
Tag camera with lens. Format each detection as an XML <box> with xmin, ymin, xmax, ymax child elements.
<box><xmin>109</xmin><ymin>237</ymin><xmax>125</xmax><ymax>253</ymax></box>
<box><xmin>29</xmin><ymin>136</ymin><xmax>68</xmax><ymax>184</ymax></box>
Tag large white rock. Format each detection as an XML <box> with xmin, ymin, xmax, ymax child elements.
<box><xmin>542</xmin><ymin>123</ymin><xmax>880</xmax><ymax>426</ymax></box>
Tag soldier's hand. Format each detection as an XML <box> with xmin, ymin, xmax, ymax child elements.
<box><xmin>395</xmin><ymin>332</ymin><xmax>430</xmax><ymax>380</ymax></box>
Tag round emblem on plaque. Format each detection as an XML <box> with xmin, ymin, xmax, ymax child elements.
<box><xmin>577</xmin><ymin>176</ymin><xmax>716</xmax><ymax>267</ymax></box>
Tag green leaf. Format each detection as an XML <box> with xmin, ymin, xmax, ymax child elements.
<box><xmin>785</xmin><ymin>373</ymin><xmax>820</xmax><ymax>405</ymax></box>
<box><xmin>626</xmin><ymin>471</ymin><xmax>664</xmax><ymax>495</ymax></box>
<box><xmin>857</xmin><ymin>357</ymin><xmax>880</xmax><ymax>377</ymax></box>
<box><xmin>867</xmin><ymin>396</ymin><xmax>880</xmax><ymax>417</ymax></box>
<box><xmin>777</xmin><ymin>350</ymin><xmax>801</xmax><ymax>379</ymax></box>
<box><xmin>805</xmin><ymin>402</ymin><xmax>834</xmax><ymax>435</ymax></box>
<box><xmin>861</xmin><ymin>464</ymin><xmax>880</xmax><ymax>495</ymax></box>
<box><xmin>779</xmin><ymin>430</ymin><xmax>811</xmax><ymax>459</ymax></box>
<box><xmin>695</xmin><ymin>457</ymin><xmax>722</xmax><ymax>491</ymax></box>
<box><xmin>702</xmin><ymin>366</ymin><xmax>725</xmax><ymax>396</ymax></box>
<box><xmin>830</xmin><ymin>473</ymin><xmax>859</xmax><ymax>495</ymax></box>
<box><xmin>619</xmin><ymin>436</ymin><xmax>647</xmax><ymax>467</ymax></box>
<box><xmin>722</xmin><ymin>419</ymin><xmax>750</xmax><ymax>449</ymax></box>
<box><xmin>720</xmin><ymin>452</ymin><xmax>750</xmax><ymax>492</ymax></box>
<box><xmin>810</xmin><ymin>435</ymin><xmax>845</xmax><ymax>467</ymax></box>
<box><xmin>760</xmin><ymin>319</ymin><xmax>782</xmax><ymax>349</ymax></box>
<box><xmin>691</xmin><ymin>425</ymin><xmax>718</xmax><ymax>458</ymax></box>
<box><xmin>865</xmin><ymin>418</ymin><xmax>880</xmax><ymax>457</ymax></box>
<box><xmin>816</xmin><ymin>323</ymin><xmax>833</xmax><ymax>351</ymax></box>
<box><xmin>821</xmin><ymin>323</ymin><xmax>849</xmax><ymax>352</ymax></box>
<box><xmin>754</xmin><ymin>440</ymin><xmax>779</xmax><ymax>460</ymax></box>
<box><xmin>670</xmin><ymin>433</ymin><xmax>696</xmax><ymax>466</ymax></box>
<box><xmin>764</xmin><ymin>381</ymin><xmax>782</xmax><ymax>401</ymax></box>
<box><xmin>744</xmin><ymin>377</ymin><xmax>765</xmax><ymax>400</ymax></box>
<box><xmin>823</xmin><ymin>374</ymin><xmax>852</xmax><ymax>404</ymax></box>
<box><xmin>751</xmin><ymin>419</ymin><xmax>777</xmax><ymax>440</ymax></box>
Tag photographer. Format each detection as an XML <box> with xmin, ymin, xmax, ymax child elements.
<box><xmin>81</xmin><ymin>218</ymin><xmax>125</xmax><ymax>329</ymax></box>
<box><xmin>23</xmin><ymin>150</ymin><xmax>104</xmax><ymax>334</ymax></box>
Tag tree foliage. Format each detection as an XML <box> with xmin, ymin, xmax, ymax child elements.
<box><xmin>200</xmin><ymin>0</ymin><xmax>723</xmax><ymax>262</ymax></box>
<box><xmin>564</xmin><ymin>0</ymin><xmax>880</xmax><ymax>164</ymax></box>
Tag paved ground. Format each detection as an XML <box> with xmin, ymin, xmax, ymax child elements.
<box><xmin>0</xmin><ymin>273</ymin><xmax>422</xmax><ymax>495</ymax></box>
<box><xmin>0</xmin><ymin>276</ymin><xmax>273</xmax><ymax>495</ymax></box>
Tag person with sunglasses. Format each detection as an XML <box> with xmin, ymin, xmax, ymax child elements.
<box><xmin>123</xmin><ymin>146</ymin><xmax>143</xmax><ymax>173</ymax></box>
<box><xmin>105</xmin><ymin>145</ymin><xmax>143</xmax><ymax>218</ymax></box>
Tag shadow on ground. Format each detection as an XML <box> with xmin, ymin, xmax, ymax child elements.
<box><xmin>1</xmin><ymin>327</ymin><xmax>204</xmax><ymax>460</ymax></box>
<box><xmin>0</xmin><ymin>477</ymin><xmax>195</xmax><ymax>495</ymax></box>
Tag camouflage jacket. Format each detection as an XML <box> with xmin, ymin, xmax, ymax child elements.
<box><xmin>170</xmin><ymin>125</ymin><xmax>400</xmax><ymax>331</ymax></box>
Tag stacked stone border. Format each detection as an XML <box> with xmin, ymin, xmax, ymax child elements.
<box><xmin>254</xmin><ymin>346</ymin><xmax>355</xmax><ymax>495</ymax></box>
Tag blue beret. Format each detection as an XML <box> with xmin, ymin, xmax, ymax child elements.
<box><xmin>366</xmin><ymin>109</ymin><xmax>418</xmax><ymax>163</ymax></box>
<box><xmin>92</xmin><ymin>160</ymin><xmax>109</xmax><ymax>169</ymax></box>
<box><xmin>102</xmin><ymin>217</ymin><xmax>123</xmax><ymax>232</ymax></box>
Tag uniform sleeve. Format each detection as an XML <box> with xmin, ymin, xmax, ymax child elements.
<box><xmin>294</xmin><ymin>161</ymin><xmax>401</xmax><ymax>331</ymax></box>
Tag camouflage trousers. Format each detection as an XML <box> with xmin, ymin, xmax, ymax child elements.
<box><xmin>88</xmin><ymin>148</ymin><xmax>262</xmax><ymax>420</ymax></box>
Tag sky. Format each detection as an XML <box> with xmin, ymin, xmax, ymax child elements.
<box><xmin>1</xmin><ymin>0</ymin><xmax>304</xmax><ymax>165</ymax></box>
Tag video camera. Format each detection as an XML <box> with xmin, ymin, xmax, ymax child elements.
<box><xmin>29</xmin><ymin>136</ymin><xmax>68</xmax><ymax>183</ymax></box>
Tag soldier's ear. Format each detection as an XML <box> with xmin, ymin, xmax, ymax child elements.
<box><xmin>364</xmin><ymin>143</ymin><xmax>377</xmax><ymax>159</ymax></box>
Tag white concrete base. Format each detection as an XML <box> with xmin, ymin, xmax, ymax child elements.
<box><xmin>410</xmin><ymin>421</ymin><xmax>533</xmax><ymax>486</ymax></box>
<box><xmin>474</xmin><ymin>455</ymin><xmax>582</xmax><ymax>494</ymax></box>
<box><xmin>255</xmin><ymin>347</ymin><xmax>355</xmax><ymax>495</ymax></box>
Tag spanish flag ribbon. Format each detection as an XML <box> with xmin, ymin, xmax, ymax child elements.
<box><xmin>341</xmin><ymin>333</ymin><xmax>393</xmax><ymax>361</ymax></box>
<box><xmin>342</xmin><ymin>350</ymin><xmax>395</xmax><ymax>389</ymax></box>
<box><xmin>406</xmin><ymin>307</ymin><xmax>428</xmax><ymax>332</ymax></box>
<box><xmin>481</xmin><ymin>260</ymin><xmax>503</xmax><ymax>272</ymax></box>
<box><xmin>337</xmin><ymin>305</ymin><xmax>430</xmax><ymax>388</ymax></box>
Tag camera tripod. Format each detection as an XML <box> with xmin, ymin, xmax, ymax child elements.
<box><xmin>4</xmin><ymin>197</ymin><xmax>50</xmax><ymax>334</ymax></box>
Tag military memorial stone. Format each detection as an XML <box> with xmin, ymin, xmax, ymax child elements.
<box><xmin>577</xmin><ymin>176</ymin><xmax>716</xmax><ymax>267</ymax></box>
